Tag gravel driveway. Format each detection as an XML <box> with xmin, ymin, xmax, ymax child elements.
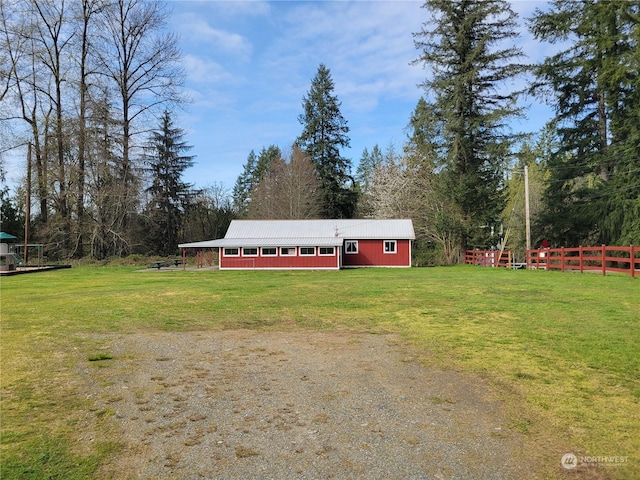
<box><xmin>79</xmin><ymin>330</ymin><xmax>540</xmax><ymax>479</ymax></box>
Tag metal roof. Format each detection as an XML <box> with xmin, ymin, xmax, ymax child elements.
<box><xmin>179</xmin><ymin>237</ymin><xmax>343</xmax><ymax>248</ymax></box>
<box><xmin>179</xmin><ymin>219</ymin><xmax>415</xmax><ymax>249</ymax></box>
<box><xmin>226</xmin><ymin>219</ymin><xmax>415</xmax><ymax>240</ymax></box>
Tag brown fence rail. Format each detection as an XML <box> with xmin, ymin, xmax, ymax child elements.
<box><xmin>464</xmin><ymin>249</ymin><xmax>513</xmax><ymax>268</ymax></box>
<box><xmin>465</xmin><ymin>245</ymin><xmax>638</xmax><ymax>278</ymax></box>
<box><xmin>527</xmin><ymin>245</ymin><xmax>638</xmax><ymax>278</ymax></box>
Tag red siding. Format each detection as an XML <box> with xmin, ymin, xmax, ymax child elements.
<box><xmin>220</xmin><ymin>248</ymin><xmax>339</xmax><ymax>270</ymax></box>
<box><xmin>219</xmin><ymin>239</ymin><xmax>411</xmax><ymax>269</ymax></box>
<box><xmin>342</xmin><ymin>239</ymin><xmax>411</xmax><ymax>267</ymax></box>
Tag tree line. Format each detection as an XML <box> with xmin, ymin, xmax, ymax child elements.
<box><xmin>1</xmin><ymin>0</ymin><xmax>638</xmax><ymax>264</ymax></box>
<box><xmin>233</xmin><ymin>1</ymin><xmax>639</xmax><ymax>264</ymax></box>
<box><xmin>0</xmin><ymin>0</ymin><xmax>202</xmax><ymax>260</ymax></box>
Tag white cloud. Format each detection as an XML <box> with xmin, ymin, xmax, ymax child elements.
<box><xmin>172</xmin><ymin>0</ymin><xmax>556</xmax><ymax>189</ymax></box>
<box><xmin>182</xmin><ymin>54</ymin><xmax>239</xmax><ymax>85</ymax></box>
<box><xmin>260</xmin><ymin>1</ymin><xmax>425</xmax><ymax>113</ymax></box>
<box><xmin>173</xmin><ymin>12</ymin><xmax>253</xmax><ymax>60</ymax></box>
<box><xmin>196</xmin><ymin>0</ymin><xmax>271</xmax><ymax>18</ymax></box>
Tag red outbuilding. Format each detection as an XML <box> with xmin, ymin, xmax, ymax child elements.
<box><xmin>179</xmin><ymin>219</ymin><xmax>415</xmax><ymax>270</ymax></box>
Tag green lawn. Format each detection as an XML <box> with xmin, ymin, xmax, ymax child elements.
<box><xmin>1</xmin><ymin>266</ymin><xmax>638</xmax><ymax>479</ymax></box>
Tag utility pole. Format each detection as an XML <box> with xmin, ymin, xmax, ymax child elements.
<box><xmin>24</xmin><ymin>143</ymin><xmax>32</xmax><ymax>265</ymax></box>
<box><xmin>524</xmin><ymin>164</ymin><xmax>531</xmax><ymax>252</ymax></box>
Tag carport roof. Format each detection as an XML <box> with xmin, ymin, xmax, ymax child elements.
<box><xmin>179</xmin><ymin>237</ymin><xmax>343</xmax><ymax>249</ymax></box>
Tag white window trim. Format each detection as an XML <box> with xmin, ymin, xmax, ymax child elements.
<box><xmin>383</xmin><ymin>240</ymin><xmax>397</xmax><ymax>254</ymax></box>
<box><xmin>280</xmin><ymin>247</ymin><xmax>297</xmax><ymax>256</ymax></box>
<box><xmin>261</xmin><ymin>247</ymin><xmax>277</xmax><ymax>257</ymax></box>
<box><xmin>345</xmin><ymin>240</ymin><xmax>358</xmax><ymax>254</ymax></box>
<box><xmin>319</xmin><ymin>246</ymin><xmax>335</xmax><ymax>256</ymax></box>
<box><xmin>242</xmin><ymin>247</ymin><xmax>258</xmax><ymax>257</ymax></box>
<box><xmin>300</xmin><ymin>247</ymin><xmax>316</xmax><ymax>256</ymax></box>
<box><xmin>224</xmin><ymin>247</ymin><xmax>239</xmax><ymax>257</ymax></box>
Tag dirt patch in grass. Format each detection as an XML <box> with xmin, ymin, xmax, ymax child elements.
<box><xmin>76</xmin><ymin>330</ymin><xmax>583</xmax><ymax>479</ymax></box>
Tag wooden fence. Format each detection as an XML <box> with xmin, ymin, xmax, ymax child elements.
<box><xmin>465</xmin><ymin>245</ymin><xmax>638</xmax><ymax>278</ymax></box>
<box><xmin>527</xmin><ymin>245</ymin><xmax>638</xmax><ymax>278</ymax></box>
<box><xmin>464</xmin><ymin>249</ymin><xmax>513</xmax><ymax>268</ymax></box>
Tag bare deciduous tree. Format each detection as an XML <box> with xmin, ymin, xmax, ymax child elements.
<box><xmin>31</xmin><ymin>0</ymin><xmax>76</xmax><ymax>253</ymax></box>
<box><xmin>92</xmin><ymin>0</ymin><xmax>184</xmax><ymax>255</ymax></box>
<box><xmin>249</xmin><ymin>146</ymin><xmax>322</xmax><ymax>220</ymax></box>
<box><xmin>184</xmin><ymin>182</ymin><xmax>234</xmax><ymax>242</ymax></box>
<box><xmin>367</xmin><ymin>146</ymin><xmax>463</xmax><ymax>265</ymax></box>
<box><xmin>1</xmin><ymin>0</ymin><xmax>187</xmax><ymax>260</ymax></box>
<box><xmin>1</xmin><ymin>0</ymin><xmax>52</xmax><ymax>224</ymax></box>
<box><xmin>96</xmin><ymin>0</ymin><xmax>183</xmax><ymax>177</ymax></box>
<box><xmin>70</xmin><ymin>0</ymin><xmax>105</xmax><ymax>257</ymax></box>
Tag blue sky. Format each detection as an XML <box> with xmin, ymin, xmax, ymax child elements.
<box><xmin>1</xmin><ymin>1</ymin><xmax>558</xmax><ymax>194</ymax></box>
<box><xmin>166</xmin><ymin>0</ymin><xmax>555</xmax><ymax>193</ymax></box>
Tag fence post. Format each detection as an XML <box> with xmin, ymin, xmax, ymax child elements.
<box><xmin>631</xmin><ymin>245</ymin><xmax>635</xmax><ymax>279</ymax></box>
<box><xmin>579</xmin><ymin>246</ymin><xmax>583</xmax><ymax>273</ymax></box>
<box><xmin>561</xmin><ymin>247</ymin><xmax>565</xmax><ymax>272</ymax></box>
<box><xmin>601</xmin><ymin>244</ymin><xmax>606</xmax><ymax>276</ymax></box>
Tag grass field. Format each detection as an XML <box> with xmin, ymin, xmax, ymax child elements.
<box><xmin>1</xmin><ymin>265</ymin><xmax>638</xmax><ymax>479</ymax></box>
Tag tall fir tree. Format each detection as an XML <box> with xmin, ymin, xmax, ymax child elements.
<box><xmin>356</xmin><ymin>145</ymin><xmax>385</xmax><ymax>192</ymax></box>
<box><xmin>232</xmin><ymin>145</ymin><xmax>281</xmax><ymax>217</ymax></box>
<box><xmin>233</xmin><ymin>150</ymin><xmax>258</xmax><ymax>216</ymax></box>
<box><xmin>255</xmin><ymin>145</ymin><xmax>282</xmax><ymax>184</ymax></box>
<box><xmin>405</xmin><ymin>97</ymin><xmax>440</xmax><ymax>169</ymax></box>
<box><xmin>143</xmin><ymin>111</ymin><xmax>195</xmax><ymax>255</ymax></box>
<box><xmin>0</xmin><ymin>188</ymin><xmax>24</xmax><ymax>239</ymax></box>
<box><xmin>412</xmin><ymin>0</ymin><xmax>527</xmax><ymax>250</ymax></box>
<box><xmin>355</xmin><ymin>145</ymin><xmax>389</xmax><ymax>217</ymax></box>
<box><xmin>502</xmin><ymin>133</ymin><xmax>553</xmax><ymax>260</ymax></box>
<box><xmin>529</xmin><ymin>0</ymin><xmax>640</xmax><ymax>246</ymax></box>
<box><xmin>297</xmin><ymin>64</ymin><xmax>357</xmax><ymax>218</ymax></box>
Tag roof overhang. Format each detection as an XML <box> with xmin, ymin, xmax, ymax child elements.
<box><xmin>179</xmin><ymin>237</ymin><xmax>344</xmax><ymax>249</ymax></box>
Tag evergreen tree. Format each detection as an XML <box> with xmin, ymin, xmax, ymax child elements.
<box><xmin>233</xmin><ymin>150</ymin><xmax>257</xmax><ymax>216</ymax></box>
<box><xmin>405</xmin><ymin>97</ymin><xmax>440</xmax><ymax>169</ymax></box>
<box><xmin>232</xmin><ymin>145</ymin><xmax>281</xmax><ymax>217</ymax></box>
<box><xmin>412</xmin><ymin>0</ymin><xmax>527</xmax><ymax>250</ymax></box>
<box><xmin>255</xmin><ymin>145</ymin><xmax>281</xmax><ymax>181</ymax></box>
<box><xmin>0</xmin><ymin>188</ymin><xmax>24</xmax><ymax>239</ymax></box>
<box><xmin>297</xmin><ymin>64</ymin><xmax>357</xmax><ymax>218</ymax></box>
<box><xmin>403</xmin><ymin>98</ymin><xmax>466</xmax><ymax>263</ymax></box>
<box><xmin>355</xmin><ymin>145</ymin><xmax>387</xmax><ymax>217</ymax></box>
<box><xmin>502</xmin><ymin>133</ymin><xmax>553</xmax><ymax>260</ymax></box>
<box><xmin>356</xmin><ymin>145</ymin><xmax>384</xmax><ymax>189</ymax></box>
<box><xmin>529</xmin><ymin>0</ymin><xmax>640</xmax><ymax>245</ymax></box>
<box><xmin>143</xmin><ymin>111</ymin><xmax>195</xmax><ymax>256</ymax></box>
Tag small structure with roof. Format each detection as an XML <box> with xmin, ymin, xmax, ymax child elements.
<box><xmin>0</xmin><ymin>231</ymin><xmax>71</xmax><ymax>275</ymax></box>
<box><xmin>0</xmin><ymin>232</ymin><xmax>20</xmax><ymax>272</ymax></box>
<box><xmin>179</xmin><ymin>219</ymin><xmax>415</xmax><ymax>270</ymax></box>
<box><xmin>0</xmin><ymin>231</ymin><xmax>17</xmax><ymax>248</ymax></box>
